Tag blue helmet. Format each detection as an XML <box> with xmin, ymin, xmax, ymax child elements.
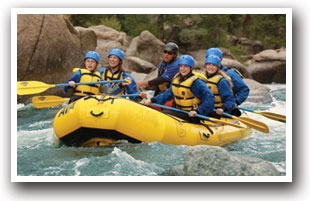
<box><xmin>108</xmin><ymin>48</ymin><xmax>124</xmax><ymax>61</ymax></box>
<box><xmin>84</xmin><ymin>51</ymin><xmax>100</xmax><ymax>63</ymax></box>
<box><xmin>178</xmin><ymin>55</ymin><xmax>195</xmax><ymax>68</ymax></box>
<box><xmin>206</xmin><ymin>47</ymin><xmax>223</xmax><ymax>60</ymax></box>
<box><xmin>205</xmin><ymin>55</ymin><xmax>221</xmax><ymax>67</ymax></box>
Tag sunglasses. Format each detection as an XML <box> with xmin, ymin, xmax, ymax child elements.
<box><xmin>163</xmin><ymin>51</ymin><xmax>173</xmax><ymax>55</ymax></box>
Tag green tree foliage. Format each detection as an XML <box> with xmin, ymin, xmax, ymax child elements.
<box><xmin>69</xmin><ymin>14</ymin><xmax>121</xmax><ymax>30</ymax></box>
<box><xmin>117</xmin><ymin>14</ymin><xmax>159</xmax><ymax>37</ymax></box>
<box><xmin>246</xmin><ymin>14</ymin><xmax>286</xmax><ymax>49</ymax></box>
<box><xmin>68</xmin><ymin>14</ymin><xmax>286</xmax><ymax>52</ymax></box>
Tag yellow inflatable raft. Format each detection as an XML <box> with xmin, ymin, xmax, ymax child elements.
<box><xmin>53</xmin><ymin>95</ymin><xmax>251</xmax><ymax>147</ymax></box>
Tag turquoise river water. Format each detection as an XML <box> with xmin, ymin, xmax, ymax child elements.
<box><xmin>15</xmin><ymin>84</ymin><xmax>287</xmax><ymax>177</ymax></box>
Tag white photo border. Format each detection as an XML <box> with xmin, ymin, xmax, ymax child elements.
<box><xmin>11</xmin><ymin>7</ymin><xmax>292</xmax><ymax>182</ymax></box>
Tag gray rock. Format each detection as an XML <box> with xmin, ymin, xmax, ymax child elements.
<box><xmin>124</xmin><ymin>56</ymin><xmax>157</xmax><ymax>73</ymax></box>
<box><xmin>248</xmin><ymin>61</ymin><xmax>286</xmax><ymax>83</ymax></box>
<box><xmin>162</xmin><ymin>145</ymin><xmax>281</xmax><ymax>176</ymax></box>
<box><xmin>248</xmin><ymin>49</ymin><xmax>286</xmax><ymax>83</ymax></box>
<box><xmin>221</xmin><ymin>58</ymin><xmax>252</xmax><ymax>78</ymax></box>
<box><xmin>244</xmin><ymin>78</ymin><xmax>272</xmax><ymax>102</ymax></box>
<box><xmin>74</xmin><ymin>26</ymin><xmax>97</xmax><ymax>56</ymax></box>
<box><xmin>126</xmin><ymin>30</ymin><xmax>164</xmax><ymax>66</ymax></box>
<box><xmin>95</xmin><ymin>40</ymin><xmax>124</xmax><ymax>67</ymax></box>
<box><xmin>89</xmin><ymin>25</ymin><xmax>129</xmax><ymax>47</ymax></box>
<box><xmin>252</xmin><ymin>49</ymin><xmax>286</xmax><ymax>62</ymax></box>
<box><xmin>17</xmin><ymin>14</ymin><xmax>97</xmax><ymax>102</ymax></box>
<box><xmin>130</xmin><ymin>71</ymin><xmax>149</xmax><ymax>83</ymax></box>
<box><xmin>161</xmin><ymin>165</ymin><xmax>185</xmax><ymax>176</ymax></box>
<box><xmin>17</xmin><ymin>15</ymin><xmax>84</xmax><ymax>82</ymax></box>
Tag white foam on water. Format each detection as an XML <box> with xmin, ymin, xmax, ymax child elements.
<box><xmin>42</xmin><ymin>165</ymin><xmax>62</xmax><ymax>176</ymax></box>
<box><xmin>17</xmin><ymin>103</ymin><xmax>35</xmax><ymax>111</ymax></box>
<box><xmin>103</xmin><ymin>147</ymin><xmax>162</xmax><ymax>176</ymax></box>
<box><xmin>28</xmin><ymin>120</ymin><xmax>53</xmax><ymax>128</ymax></box>
<box><xmin>17</xmin><ymin>127</ymin><xmax>55</xmax><ymax>148</ymax></box>
<box><xmin>241</xmin><ymin>85</ymin><xmax>286</xmax><ymax>128</ymax></box>
<box><xmin>41</xmin><ymin>158</ymin><xmax>90</xmax><ymax>176</ymax></box>
<box><xmin>73</xmin><ymin>158</ymin><xmax>91</xmax><ymax>176</ymax></box>
<box><xmin>17</xmin><ymin>103</ymin><xmax>25</xmax><ymax>109</ymax></box>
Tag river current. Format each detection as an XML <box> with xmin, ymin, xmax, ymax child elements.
<box><xmin>15</xmin><ymin>84</ymin><xmax>287</xmax><ymax>178</ymax></box>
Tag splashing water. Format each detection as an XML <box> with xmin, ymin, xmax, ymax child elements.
<box><xmin>15</xmin><ymin>84</ymin><xmax>287</xmax><ymax>176</ymax></box>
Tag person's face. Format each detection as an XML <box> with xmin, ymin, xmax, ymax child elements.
<box><xmin>179</xmin><ymin>64</ymin><xmax>191</xmax><ymax>76</ymax></box>
<box><xmin>206</xmin><ymin>63</ymin><xmax>219</xmax><ymax>75</ymax></box>
<box><xmin>108</xmin><ymin>55</ymin><xmax>121</xmax><ymax>68</ymax></box>
<box><xmin>163</xmin><ymin>51</ymin><xmax>176</xmax><ymax>63</ymax></box>
<box><xmin>84</xmin><ymin>58</ymin><xmax>98</xmax><ymax>71</ymax></box>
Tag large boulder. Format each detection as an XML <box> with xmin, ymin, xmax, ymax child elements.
<box><xmin>220</xmin><ymin>47</ymin><xmax>236</xmax><ymax>60</ymax></box>
<box><xmin>123</xmin><ymin>56</ymin><xmax>157</xmax><ymax>73</ymax></box>
<box><xmin>162</xmin><ymin>145</ymin><xmax>280</xmax><ymax>176</ymax></box>
<box><xmin>244</xmin><ymin>78</ymin><xmax>272</xmax><ymax>103</ymax></box>
<box><xmin>126</xmin><ymin>30</ymin><xmax>164</xmax><ymax>66</ymax></box>
<box><xmin>130</xmin><ymin>71</ymin><xmax>149</xmax><ymax>83</ymax></box>
<box><xmin>248</xmin><ymin>61</ymin><xmax>286</xmax><ymax>83</ymax></box>
<box><xmin>221</xmin><ymin>58</ymin><xmax>252</xmax><ymax>78</ymax></box>
<box><xmin>248</xmin><ymin>49</ymin><xmax>286</xmax><ymax>83</ymax></box>
<box><xmin>252</xmin><ymin>49</ymin><xmax>286</xmax><ymax>62</ymax></box>
<box><xmin>74</xmin><ymin>26</ymin><xmax>98</xmax><ymax>55</ymax></box>
<box><xmin>131</xmin><ymin>69</ymin><xmax>158</xmax><ymax>91</ymax></box>
<box><xmin>88</xmin><ymin>25</ymin><xmax>129</xmax><ymax>47</ymax></box>
<box><xmin>87</xmin><ymin>25</ymin><xmax>129</xmax><ymax>67</ymax></box>
<box><xmin>95</xmin><ymin>39</ymin><xmax>124</xmax><ymax>67</ymax></box>
<box><xmin>17</xmin><ymin>14</ymin><xmax>97</xmax><ymax>101</ymax></box>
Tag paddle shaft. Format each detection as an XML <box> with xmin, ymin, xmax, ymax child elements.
<box><xmin>237</xmin><ymin>106</ymin><xmax>286</xmax><ymax>123</ymax></box>
<box><xmin>151</xmin><ymin>103</ymin><xmax>210</xmax><ymax>119</ymax></box>
<box><xmin>218</xmin><ymin>109</ymin><xmax>269</xmax><ymax>133</ymax></box>
<box><xmin>151</xmin><ymin>103</ymin><xmax>245</xmax><ymax>128</ymax></box>
<box><xmin>237</xmin><ymin>107</ymin><xmax>254</xmax><ymax>113</ymax></box>
<box><xmin>57</xmin><ymin>80</ymin><xmax>126</xmax><ymax>87</ymax></box>
<box><xmin>18</xmin><ymin>80</ymin><xmax>125</xmax><ymax>89</ymax></box>
<box><xmin>32</xmin><ymin>94</ymin><xmax>141</xmax><ymax>109</ymax></box>
<box><xmin>17</xmin><ymin>80</ymin><xmax>126</xmax><ymax>96</ymax></box>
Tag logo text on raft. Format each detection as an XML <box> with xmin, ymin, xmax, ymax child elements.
<box><xmin>58</xmin><ymin>102</ymin><xmax>76</xmax><ymax>117</ymax></box>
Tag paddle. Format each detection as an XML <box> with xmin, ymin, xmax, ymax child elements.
<box><xmin>218</xmin><ymin>110</ymin><xmax>269</xmax><ymax>133</ymax></box>
<box><xmin>32</xmin><ymin>95</ymin><xmax>70</xmax><ymax>109</ymax></box>
<box><xmin>17</xmin><ymin>80</ymin><xmax>126</xmax><ymax>96</ymax></box>
<box><xmin>237</xmin><ymin>107</ymin><xmax>286</xmax><ymax>123</ymax></box>
<box><xmin>31</xmin><ymin>94</ymin><xmax>142</xmax><ymax>109</ymax></box>
<box><xmin>150</xmin><ymin>103</ymin><xmax>245</xmax><ymax>129</ymax></box>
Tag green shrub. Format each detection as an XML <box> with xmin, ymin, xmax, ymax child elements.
<box><xmin>229</xmin><ymin>45</ymin><xmax>248</xmax><ymax>63</ymax></box>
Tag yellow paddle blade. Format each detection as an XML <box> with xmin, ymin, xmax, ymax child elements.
<box><xmin>208</xmin><ymin>117</ymin><xmax>246</xmax><ymax>129</ymax></box>
<box><xmin>232</xmin><ymin>116</ymin><xmax>269</xmax><ymax>133</ymax></box>
<box><xmin>32</xmin><ymin>95</ymin><xmax>69</xmax><ymax>109</ymax></box>
<box><xmin>256</xmin><ymin>111</ymin><xmax>286</xmax><ymax>123</ymax></box>
<box><xmin>17</xmin><ymin>81</ymin><xmax>55</xmax><ymax>95</ymax></box>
